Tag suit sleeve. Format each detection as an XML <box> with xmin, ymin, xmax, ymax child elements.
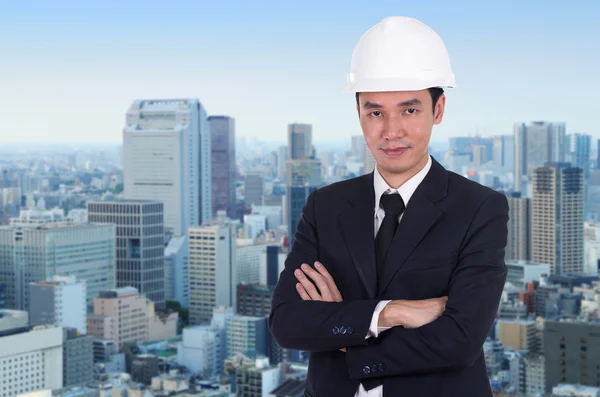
<box><xmin>269</xmin><ymin>189</ymin><xmax>381</xmax><ymax>352</ymax></box>
<box><xmin>345</xmin><ymin>192</ymin><xmax>509</xmax><ymax>377</ymax></box>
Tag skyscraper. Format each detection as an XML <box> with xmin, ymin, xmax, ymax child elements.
<box><xmin>505</xmin><ymin>192</ymin><xmax>531</xmax><ymax>261</ymax></box>
<box><xmin>87</xmin><ymin>200</ymin><xmax>166</xmax><ymax>308</ymax></box>
<box><xmin>123</xmin><ymin>99</ymin><xmax>211</xmax><ymax>235</ymax></box>
<box><xmin>209</xmin><ymin>116</ymin><xmax>236</xmax><ymax>218</ymax></box>
<box><xmin>188</xmin><ymin>218</ymin><xmax>236</xmax><ymax>325</ymax></box>
<box><xmin>567</xmin><ymin>133</ymin><xmax>591</xmax><ymax>180</ymax></box>
<box><xmin>285</xmin><ymin>123</ymin><xmax>322</xmax><ymax>247</ymax></box>
<box><xmin>364</xmin><ymin>141</ymin><xmax>376</xmax><ymax>174</ymax></box>
<box><xmin>531</xmin><ymin>163</ymin><xmax>584</xmax><ymax>275</ymax></box>
<box><xmin>288</xmin><ymin>123</ymin><xmax>313</xmax><ymax>160</ymax></box>
<box><xmin>493</xmin><ymin>135</ymin><xmax>515</xmax><ymax>173</ymax></box>
<box><xmin>514</xmin><ymin>122</ymin><xmax>566</xmax><ymax>191</ymax></box>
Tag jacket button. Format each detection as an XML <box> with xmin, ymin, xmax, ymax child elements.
<box><xmin>379</xmin><ymin>363</ymin><xmax>386</xmax><ymax>372</ymax></box>
<box><xmin>332</xmin><ymin>326</ymin><xmax>340</xmax><ymax>335</ymax></box>
<box><xmin>347</xmin><ymin>326</ymin><xmax>354</xmax><ymax>334</ymax></box>
<box><xmin>340</xmin><ymin>326</ymin><xmax>347</xmax><ymax>335</ymax></box>
<box><xmin>370</xmin><ymin>365</ymin><xmax>378</xmax><ymax>373</ymax></box>
<box><xmin>363</xmin><ymin>366</ymin><xmax>371</xmax><ymax>374</ymax></box>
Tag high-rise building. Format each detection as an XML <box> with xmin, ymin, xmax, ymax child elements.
<box><xmin>505</xmin><ymin>192</ymin><xmax>531</xmax><ymax>261</ymax></box>
<box><xmin>0</xmin><ymin>221</ymin><xmax>115</xmax><ymax>310</ymax></box>
<box><xmin>597</xmin><ymin>139</ymin><xmax>600</xmax><ymax>170</ymax></box>
<box><xmin>531</xmin><ymin>163</ymin><xmax>584</xmax><ymax>275</ymax></box>
<box><xmin>471</xmin><ymin>145</ymin><xmax>488</xmax><ymax>167</ymax></box>
<box><xmin>568</xmin><ymin>133</ymin><xmax>591</xmax><ymax>180</ymax></box>
<box><xmin>288</xmin><ymin>123</ymin><xmax>313</xmax><ymax>160</ymax></box>
<box><xmin>233</xmin><ymin>357</ymin><xmax>281</xmax><ymax>397</ymax></box>
<box><xmin>286</xmin><ymin>160</ymin><xmax>321</xmax><ymax>247</ymax></box>
<box><xmin>177</xmin><ymin>325</ymin><xmax>225</xmax><ymax>378</ymax></box>
<box><xmin>188</xmin><ymin>219</ymin><xmax>236</xmax><ymax>325</ymax></box>
<box><xmin>514</xmin><ymin>121</ymin><xmax>566</xmax><ymax>191</ymax></box>
<box><xmin>123</xmin><ymin>98</ymin><xmax>211</xmax><ymax>234</ymax></box>
<box><xmin>87</xmin><ymin>200</ymin><xmax>166</xmax><ymax>308</ymax></box>
<box><xmin>277</xmin><ymin>146</ymin><xmax>287</xmax><ymax>181</ymax></box>
<box><xmin>493</xmin><ymin>135</ymin><xmax>515</xmax><ymax>173</ymax></box>
<box><xmin>544</xmin><ymin>319</ymin><xmax>600</xmax><ymax>393</ymax></box>
<box><xmin>164</xmin><ymin>235</ymin><xmax>189</xmax><ymax>307</ymax></box>
<box><xmin>0</xmin><ymin>312</ymin><xmax>63</xmax><ymax>397</ymax></box>
<box><xmin>209</xmin><ymin>116</ymin><xmax>236</xmax><ymax>218</ymax></box>
<box><xmin>245</xmin><ymin>173</ymin><xmax>264</xmax><ymax>207</ymax></box>
<box><xmin>29</xmin><ymin>275</ymin><xmax>87</xmax><ymax>334</ymax></box>
<box><xmin>62</xmin><ymin>327</ymin><xmax>94</xmax><ymax>388</ymax></box>
<box><xmin>226</xmin><ymin>315</ymin><xmax>268</xmax><ymax>359</ymax></box>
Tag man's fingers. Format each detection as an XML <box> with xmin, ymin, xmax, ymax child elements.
<box><xmin>299</xmin><ymin>263</ymin><xmax>333</xmax><ymax>301</ymax></box>
<box><xmin>315</xmin><ymin>261</ymin><xmax>343</xmax><ymax>302</ymax></box>
<box><xmin>296</xmin><ymin>283</ymin><xmax>311</xmax><ymax>300</ymax></box>
<box><xmin>294</xmin><ymin>268</ymin><xmax>322</xmax><ymax>300</ymax></box>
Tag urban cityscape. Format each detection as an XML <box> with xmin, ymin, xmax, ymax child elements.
<box><xmin>2</xmin><ymin>2</ymin><xmax>600</xmax><ymax>397</ymax></box>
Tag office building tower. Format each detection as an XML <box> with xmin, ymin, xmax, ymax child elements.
<box><xmin>471</xmin><ymin>145</ymin><xmax>488</xmax><ymax>167</ymax></box>
<box><xmin>531</xmin><ymin>164</ymin><xmax>584</xmax><ymax>275</ymax></box>
<box><xmin>514</xmin><ymin>121</ymin><xmax>566</xmax><ymax>191</ymax></box>
<box><xmin>288</xmin><ymin>123</ymin><xmax>313</xmax><ymax>160</ymax></box>
<box><xmin>505</xmin><ymin>192</ymin><xmax>531</xmax><ymax>261</ymax></box>
<box><xmin>544</xmin><ymin>319</ymin><xmax>600</xmax><ymax>393</ymax></box>
<box><xmin>286</xmin><ymin>160</ymin><xmax>321</xmax><ymax>247</ymax></box>
<box><xmin>245</xmin><ymin>173</ymin><xmax>264</xmax><ymax>207</ymax></box>
<box><xmin>123</xmin><ymin>98</ymin><xmax>211</xmax><ymax>235</ymax></box>
<box><xmin>568</xmin><ymin>133</ymin><xmax>591</xmax><ymax>180</ymax></box>
<box><xmin>164</xmin><ymin>235</ymin><xmax>189</xmax><ymax>307</ymax></box>
<box><xmin>260</xmin><ymin>245</ymin><xmax>287</xmax><ymax>288</ymax></box>
<box><xmin>493</xmin><ymin>135</ymin><xmax>515</xmax><ymax>173</ymax></box>
<box><xmin>177</xmin><ymin>325</ymin><xmax>225</xmax><ymax>378</ymax></box>
<box><xmin>226</xmin><ymin>315</ymin><xmax>268</xmax><ymax>358</ymax></box>
<box><xmin>0</xmin><ymin>312</ymin><xmax>63</xmax><ymax>397</ymax></box>
<box><xmin>597</xmin><ymin>139</ymin><xmax>600</xmax><ymax>170</ymax></box>
<box><xmin>277</xmin><ymin>146</ymin><xmax>288</xmax><ymax>180</ymax></box>
<box><xmin>62</xmin><ymin>327</ymin><xmax>94</xmax><ymax>387</ymax></box>
<box><xmin>87</xmin><ymin>200</ymin><xmax>165</xmax><ymax>308</ymax></box>
<box><xmin>188</xmin><ymin>219</ymin><xmax>236</xmax><ymax>325</ymax></box>
<box><xmin>0</xmin><ymin>221</ymin><xmax>115</xmax><ymax>310</ymax></box>
<box><xmin>29</xmin><ymin>275</ymin><xmax>87</xmax><ymax>334</ymax></box>
<box><xmin>210</xmin><ymin>115</ymin><xmax>236</xmax><ymax>218</ymax></box>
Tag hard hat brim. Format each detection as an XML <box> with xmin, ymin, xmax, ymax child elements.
<box><xmin>342</xmin><ymin>76</ymin><xmax>455</xmax><ymax>93</ymax></box>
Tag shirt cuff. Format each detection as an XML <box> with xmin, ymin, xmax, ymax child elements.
<box><xmin>365</xmin><ymin>300</ymin><xmax>392</xmax><ymax>339</ymax></box>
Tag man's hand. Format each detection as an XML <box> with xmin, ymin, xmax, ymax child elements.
<box><xmin>294</xmin><ymin>261</ymin><xmax>346</xmax><ymax>353</ymax></box>
<box><xmin>294</xmin><ymin>261</ymin><xmax>343</xmax><ymax>302</ymax></box>
<box><xmin>379</xmin><ymin>297</ymin><xmax>448</xmax><ymax>329</ymax></box>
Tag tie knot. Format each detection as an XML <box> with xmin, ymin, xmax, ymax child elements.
<box><xmin>380</xmin><ymin>193</ymin><xmax>405</xmax><ymax>217</ymax></box>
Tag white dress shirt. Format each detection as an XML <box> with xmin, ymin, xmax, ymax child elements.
<box><xmin>354</xmin><ymin>155</ymin><xmax>433</xmax><ymax>397</ymax></box>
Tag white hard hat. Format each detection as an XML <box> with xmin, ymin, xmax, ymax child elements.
<box><xmin>343</xmin><ymin>16</ymin><xmax>456</xmax><ymax>92</ymax></box>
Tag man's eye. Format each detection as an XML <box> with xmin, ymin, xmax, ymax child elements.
<box><xmin>405</xmin><ymin>108</ymin><xmax>418</xmax><ymax>115</ymax></box>
<box><xmin>370</xmin><ymin>111</ymin><xmax>382</xmax><ymax>117</ymax></box>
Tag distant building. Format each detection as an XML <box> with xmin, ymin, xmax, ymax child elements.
<box><xmin>62</xmin><ymin>327</ymin><xmax>94</xmax><ymax>387</ymax></box>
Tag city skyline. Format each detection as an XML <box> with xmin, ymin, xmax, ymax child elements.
<box><xmin>1</xmin><ymin>1</ymin><xmax>600</xmax><ymax>143</ymax></box>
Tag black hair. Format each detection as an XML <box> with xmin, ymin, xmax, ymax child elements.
<box><xmin>355</xmin><ymin>87</ymin><xmax>444</xmax><ymax>113</ymax></box>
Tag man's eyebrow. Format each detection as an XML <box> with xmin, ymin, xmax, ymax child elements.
<box><xmin>362</xmin><ymin>99</ymin><xmax>422</xmax><ymax>109</ymax></box>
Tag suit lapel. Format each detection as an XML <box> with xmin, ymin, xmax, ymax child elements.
<box><xmin>379</xmin><ymin>157</ymin><xmax>448</xmax><ymax>295</ymax></box>
<box><xmin>339</xmin><ymin>173</ymin><xmax>377</xmax><ymax>299</ymax></box>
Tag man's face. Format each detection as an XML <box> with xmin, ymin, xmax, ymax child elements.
<box><xmin>357</xmin><ymin>89</ymin><xmax>445</xmax><ymax>179</ymax></box>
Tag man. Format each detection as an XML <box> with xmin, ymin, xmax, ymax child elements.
<box><xmin>269</xmin><ymin>16</ymin><xmax>508</xmax><ymax>397</ymax></box>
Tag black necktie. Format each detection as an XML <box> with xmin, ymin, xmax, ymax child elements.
<box><xmin>363</xmin><ymin>192</ymin><xmax>405</xmax><ymax>392</ymax></box>
<box><xmin>375</xmin><ymin>193</ymin><xmax>405</xmax><ymax>283</ymax></box>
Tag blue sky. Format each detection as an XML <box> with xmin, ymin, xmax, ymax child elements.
<box><xmin>1</xmin><ymin>0</ymin><xmax>599</xmax><ymax>144</ymax></box>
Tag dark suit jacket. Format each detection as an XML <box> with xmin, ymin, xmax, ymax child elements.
<box><xmin>269</xmin><ymin>157</ymin><xmax>509</xmax><ymax>397</ymax></box>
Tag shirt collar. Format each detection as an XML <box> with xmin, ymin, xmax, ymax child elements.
<box><xmin>374</xmin><ymin>155</ymin><xmax>432</xmax><ymax>212</ymax></box>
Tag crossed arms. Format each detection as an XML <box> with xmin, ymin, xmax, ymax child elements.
<box><xmin>268</xmin><ymin>189</ymin><xmax>509</xmax><ymax>378</ymax></box>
